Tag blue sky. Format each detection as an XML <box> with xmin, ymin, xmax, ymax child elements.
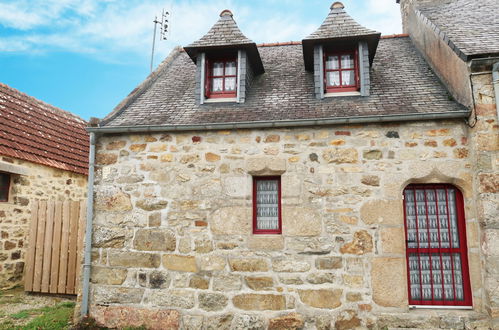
<box><xmin>0</xmin><ymin>0</ymin><xmax>402</xmax><ymax>121</ymax></box>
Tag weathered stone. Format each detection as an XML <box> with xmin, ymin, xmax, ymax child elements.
<box><xmin>346</xmin><ymin>292</ymin><xmax>362</xmax><ymax>302</ymax></box>
<box><xmin>315</xmin><ymin>256</ymin><xmax>342</xmax><ymax>270</ymax></box>
<box><xmin>189</xmin><ymin>275</ymin><xmax>209</xmax><ymax>289</ymax></box>
<box><xmin>130</xmin><ymin>144</ymin><xmax>147</xmax><ymax>152</ymax></box>
<box><xmin>372</xmin><ymin>257</ymin><xmax>407</xmax><ymax>307</ymax></box>
<box><xmin>426</xmin><ymin>128</ymin><xmax>450</xmax><ymax>136</ymax></box>
<box><xmin>340</xmin><ymin>230</ymin><xmax>373</xmax><ymax>255</ymax></box>
<box><xmin>180</xmin><ymin>154</ymin><xmax>200</xmax><ymax>164</ymax></box>
<box><xmin>298</xmin><ymin>289</ymin><xmax>342</xmax><ymax>309</ymax></box>
<box><xmin>199</xmin><ymin>292</ymin><xmax>228</xmax><ymax>311</ymax></box>
<box><xmin>306</xmin><ymin>272</ymin><xmax>334</xmax><ymax>284</ymax></box>
<box><xmin>108</xmin><ymin>251</ymin><xmax>160</xmax><ymax>268</ymax></box>
<box><xmin>322</xmin><ymin>148</ymin><xmax>358</xmax><ymax>164</ymax></box>
<box><xmin>479</xmin><ymin>173</ymin><xmax>499</xmax><ymax>193</ymax></box>
<box><xmin>233</xmin><ymin>294</ymin><xmax>286</xmax><ymax>310</ymax></box>
<box><xmin>93</xmin><ymin>286</ymin><xmax>144</xmax><ymax>304</ymax></box>
<box><xmin>233</xmin><ymin>314</ymin><xmax>265</xmax><ymax>330</ymax></box>
<box><xmin>381</xmin><ymin>227</ymin><xmax>405</xmax><ymax>254</ymax></box>
<box><xmin>229</xmin><ymin>258</ymin><xmax>268</xmax><ymax>272</ymax></box>
<box><xmin>146</xmin><ymin>290</ymin><xmax>195</xmax><ymax>309</ymax></box>
<box><xmin>272</xmin><ymin>257</ymin><xmax>310</xmax><ymax>272</ymax></box>
<box><xmin>95</xmin><ymin>188</ymin><xmax>132</xmax><ymax>211</ymax></box>
<box><xmin>90</xmin><ymin>266</ymin><xmax>127</xmax><ymax>285</ymax></box>
<box><xmin>245</xmin><ymin>276</ymin><xmax>274</xmax><ymax>290</ymax></box>
<box><xmin>282</xmin><ymin>207</ymin><xmax>321</xmax><ymax>236</ymax></box>
<box><xmin>149</xmin><ymin>270</ymin><xmax>170</xmax><ymax>289</ymax></box>
<box><xmin>148</xmin><ymin>212</ymin><xmax>161</xmax><ymax>227</ymax></box>
<box><xmin>205</xmin><ymin>314</ymin><xmax>234</xmax><ymax>330</ymax></box>
<box><xmin>92</xmin><ymin>227</ymin><xmax>128</xmax><ymax>248</ymax></box>
<box><xmin>278</xmin><ymin>275</ymin><xmax>303</xmax><ymax>285</ymax></box>
<box><xmin>160</xmin><ymin>154</ymin><xmax>174</xmax><ymax>162</ymax></box>
<box><xmin>360</xmin><ymin>199</ymin><xmax>403</xmax><ymax>225</ymax></box>
<box><xmin>106</xmin><ymin>140</ymin><xmax>127</xmax><ymax>150</ymax></box>
<box><xmin>222</xmin><ymin>176</ymin><xmax>250</xmax><ymax>198</ymax></box>
<box><xmin>205</xmin><ymin>152</ymin><xmax>221</xmax><ymax>162</ymax></box>
<box><xmin>135</xmin><ymin>198</ymin><xmax>168</xmax><ymax>211</ymax></box>
<box><xmin>335</xmin><ymin>310</ymin><xmax>361</xmax><ymax>330</ymax></box>
<box><xmin>211</xmin><ymin>207</ymin><xmax>251</xmax><ymax>235</ymax></box>
<box><xmin>268</xmin><ymin>313</ymin><xmax>304</xmax><ymax>330</ymax></box>
<box><xmin>198</xmin><ymin>255</ymin><xmax>226</xmax><ymax>271</ymax></box>
<box><xmin>133</xmin><ymin>228</ymin><xmax>176</xmax><ymax>251</ymax></box>
<box><xmin>343</xmin><ymin>274</ymin><xmax>363</xmax><ymax>288</ymax></box>
<box><xmin>264</xmin><ymin>135</ymin><xmax>280</xmax><ymax>143</ymax></box>
<box><xmin>247</xmin><ymin>236</ymin><xmax>284</xmax><ymax>251</ymax></box>
<box><xmin>116</xmin><ymin>174</ymin><xmax>144</xmax><ymax>184</ymax></box>
<box><xmin>96</xmin><ymin>153</ymin><xmax>118</xmax><ymax>165</ymax></box>
<box><xmin>182</xmin><ymin>315</ymin><xmax>204</xmax><ymax>330</ymax></box>
<box><xmin>361</xmin><ymin>175</ymin><xmax>380</xmax><ymax>186</ymax></box>
<box><xmin>91</xmin><ymin>306</ymin><xmax>180</xmax><ymax>329</ymax></box>
<box><xmin>213</xmin><ymin>274</ymin><xmax>242</xmax><ymax>291</ymax></box>
<box><xmin>163</xmin><ymin>255</ymin><xmax>197</xmax><ymax>272</ymax></box>
<box><xmin>194</xmin><ymin>238</ymin><xmax>213</xmax><ymax>253</ymax></box>
<box><xmin>363</xmin><ymin>150</ymin><xmax>382</xmax><ymax>160</ymax></box>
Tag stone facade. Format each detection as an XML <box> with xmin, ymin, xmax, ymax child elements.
<box><xmin>0</xmin><ymin>156</ymin><xmax>87</xmax><ymax>289</ymax></box>
<box><xmin>88</xmin><ymin>117</ymin><xmax>495</xmax><ymax>328</ymax></box>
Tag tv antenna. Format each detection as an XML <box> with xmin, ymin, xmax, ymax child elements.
<box><xmin>150</xmin><ymin>9</ymin><xmax>170</xmax><ymax>73</ymax></box>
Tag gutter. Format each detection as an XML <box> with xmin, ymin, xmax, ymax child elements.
<box><xmin>493</xmin><ymin>63</ymin><xmax>499</xmax><ymax>122</ymax></box>
<box><xmin>80</xmin><ymin>132</ymin><xmax>97</xmax><ymax>318</ymax></box>
<box><xmin>87</xmin><ymin>111</ymin><xmax>470</xmax><ymax>134</ymax></box>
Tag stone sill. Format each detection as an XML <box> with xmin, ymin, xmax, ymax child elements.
<box><xmin>324</xmin><ymin>91</ymin><xmax>361</xmax><ymax>97</ymax></box>
<box><xmin>204</xmin><ymin>98</ymin><xmax>237</xmax><ymax>104</ymax></box>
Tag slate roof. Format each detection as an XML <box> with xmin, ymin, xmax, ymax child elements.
<box><xmin>100</xmin><ymin>36</ymin><xmax>468</xmax><ymax>128</ymax></box>
<box><xmin>304</xmin><ymin>2</ymin><xmax>380</xmax><ymax>41</ymax></box>
<box><xmin>0</xmin><ymin>83</ymin><xmax>89</xmax><ymax>175</ymax></box>
<box><xmin>413</xmin><ymin>0</ymin><xmax>499</xmax><ymax>59</ymax></box>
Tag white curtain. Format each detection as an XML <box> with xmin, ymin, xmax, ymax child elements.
<box><xmin>256</xmin><ymin>180</ymin><xmax>279</xmax><ymax>230</ymax></box>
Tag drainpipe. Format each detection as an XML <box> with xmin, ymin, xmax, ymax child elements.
<box><xmin>80</xmin><ymin>132</ymin><xmax>96</xmax><ymax>317</ymax></box>
<box><xmin>493</xmin><ymin>63</ymin><xmax>499</xmax><ymax>121</ymax></box>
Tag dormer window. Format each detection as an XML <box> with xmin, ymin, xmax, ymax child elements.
<box><xmin>324</xmin><ymin>50</ymin><xmax>359</xmax><ymax>93</ymax></box>
<box><xmin>206</xmin><ymin>58</ymin><xmax>237</xmax><ymax>99</ymax></box>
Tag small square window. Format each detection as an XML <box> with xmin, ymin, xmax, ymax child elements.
<box><xmin>324</xmin><ymin>50</ymin><xmax>359</xmax><ymax>93</ymax></box>
<box><xmin>205</xmin><ymin>58</ymin><xmax>237</xmax><ymax>99</ymax></box>
<box><xmin>253</xmin><ymin>176</ymin><xmax>281</xmax><ymax>234</ymax></box>
<box><xmin>0</xmin><ymin>173</ymin><xmax>11</xmax><ymax>202</ymax></box>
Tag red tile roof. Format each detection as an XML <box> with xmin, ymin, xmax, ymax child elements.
<box><xmin>0</xmin><ymin>83</ymin><xmax>89</xmax><ymax>175</ymax></box>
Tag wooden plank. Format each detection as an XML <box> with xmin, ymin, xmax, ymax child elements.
<box><xmin>32</xmin><ymin>200</ymin><xmax>47</xmax><ymax>292</ymax></box>
<box><xmin>40</xmin><ymin>200</ymin><xmax>55</xmax><ymax>293</ymax></box>
<box><xmin>49</xmin><ymin>201</ymin><xmax>63</xmax><ymax>293</ymax></box>
<box><xmin>74</xmin><ymin>201</ymin><xmax>86</xmax><ymax>294</ymax></box>
<box><xmin>66</xmin><ymin>201</ymin><xmax>80</xmax><ymax>294</ymax></box>
<box><xmin>24</xmin><ymin>200</ymin><xmax>39</xmax><ymax>292</ymax></box>
<box><xmin>58</xmin><ymin>200</ymin><xmax>70</xmax><ymax>294</ymax></box>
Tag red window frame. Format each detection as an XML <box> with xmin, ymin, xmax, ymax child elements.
<box><xmin>323</xmin><ymin>49</ymin><xmax>360</xmax><ymax>93</ymax></box>
<box><xmin>403</xmin><ymin>184</ymin><xmax>472</xmax><ymax>307</ymax></box>
<box><xmin>252</xmin><ymin>176</ymin><xmax>282</xmax><ymax>234</ymax></box>
<box><xmin>0</xmin><ymin>172</ymin><xmax>11</xmax><ymax>202</ymax></box>
<box><xmin>205</xmin><ymin>58</ymin><xmax>237</xmax><ymax>99</ymax></box>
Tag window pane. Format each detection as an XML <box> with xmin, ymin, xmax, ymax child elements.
<box><xmin>326</xmin><ymin>56</ymin><xmax>339</xmax><ymax>70</ymax></box>
<box><xmin>341</xmin><ymin>54</ymin><xmax>354</xmax><ymax>69</ymax></box>
<box><xmin>341</xmin><ymin>70</ymin><xmax>355</xmax><ymax>86</ymax></box>
<box><xmin>211</xmin><ymin>78</ymin><xmax>223</xmax><ymax>92</ymax></box>
<box><xmin>212</xmin><ymin>62</ymin><xmax>224</xmax><ymax>76</ymax></box>
<box><xmin>256</xmin><ymin>179</ymin><xmax>279</xmax><ymax>230</ymax></box>
<box><xmin>327</xmin><ymin>71</ymin><xmax>340</xmax><ymax>87</ymax></box>
<box><xmin>225</xmin><ymin>61</ymin><xmax>237</xmax><ymax>75</ymax></box>
<box><xmin>0</xmin><ymin>173</ymin><xmax>9</xmax><ymax>201</ymax></box>
<box><xmin>224</xmin><ymin>77</ymin><xmax>236</xmax><ymax>91</ymax></box>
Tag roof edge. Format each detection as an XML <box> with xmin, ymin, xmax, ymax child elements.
<box><xmin>99</xmin><ymin>46</ymin><xmax>183</xmax><ymax>126</ymax></box>
<box><xmin>90</xmin><ymin>111</ymin><xmax>470</xmax><ymax>134</ymax></box>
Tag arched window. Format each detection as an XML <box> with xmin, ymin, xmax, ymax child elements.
<box><xmin>403</xmin><ymin>184</ymin><xmax>472</xmax><ymax>307</ymax></box>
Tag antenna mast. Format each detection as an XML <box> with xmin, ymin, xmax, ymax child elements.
<box><xmin>150</xmin><ymin>9</ymin><xmax>170</xmax><ymax>73</ymax></box>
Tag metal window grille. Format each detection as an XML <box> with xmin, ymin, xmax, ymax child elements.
<box><xmin>253</xmin><ymin>177</ymin><xmax>281</xmax><ymax>234</ymax></box>
<box><xmin>403</xmin><ymin>184</ymin><xmax>472</xmax><ymax>307</ymax></box>
<box><xmin>0</xmin><ymin>173</ymin><xmax>10</xmax><ymax>202</ymax></box>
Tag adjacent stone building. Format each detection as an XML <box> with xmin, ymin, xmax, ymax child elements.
<box><xmin>84</xmin><ymin>1</ymin><xmax>498</xmax><ymax>328</ymax></box>
<box><xmin>0</xmin><ymin>83</ymin><xmax>89</xmax><ymax>289</ymax></box>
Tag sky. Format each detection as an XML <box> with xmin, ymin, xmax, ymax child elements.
<box><xmin>0</xmin><ymin>0</ymin><xmax>402</xmax><ymax>121</ymax></box>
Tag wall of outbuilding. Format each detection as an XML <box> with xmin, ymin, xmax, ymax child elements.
<box><xmin>88</xmin><ymin>118</ymin><xmax>493</xmax><ymax>329</ymax></box>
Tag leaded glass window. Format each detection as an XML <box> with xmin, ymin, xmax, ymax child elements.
<box><xmin>253</xmin><ymin>177</ymin><xmax>281</xmax><ymax>234</ymax></box>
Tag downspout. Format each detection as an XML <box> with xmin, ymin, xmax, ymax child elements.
<box><xmin>493</xmin><ymin>63</ymin><xmax>499</xmax><ymax>121</ymax></box>
<box><xmin>80</xmin><ymin>132</ymin><xmax>96</xmax><ymax>317</ymax></box>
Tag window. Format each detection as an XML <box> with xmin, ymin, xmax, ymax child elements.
<box><xmin>253</xmin><ymin>176</ymin><xmax>281</xmax><ymax>234</ymax></box>
<box><xmin>205</xmin><ymin>58</ymin><xmax>237</xmax><ymax>99</ymax></box>
<box><xmin>323</xmin><ymin>50</ymin><xmax>359</xmax><ymax>93</ymax></box>
<box><xmin>403</xmin><ymin>184</ymin><xmax>472</xmax><ymax>307</ymax></box>
<box><xmin>0</xmin><ymin>173</ymin><xmax>10</xmax><ymax>202</ymax></box>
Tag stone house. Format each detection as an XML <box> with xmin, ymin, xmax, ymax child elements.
<box><xmin>83</xmin><ymin>1</ymin><xmax>498</xmax><ymax>328</ymax></box>
<box><xmin>0</xmin><ymin>83</ymin><xmax>89</xmax><ymax>289</ymax></box>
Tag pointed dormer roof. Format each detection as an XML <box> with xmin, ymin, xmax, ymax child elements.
<box><xmin>302</xmin><ymin>2</ymin><xmax>381</xmax><ymax>70</ymax></box>
<box><xmin>184</xmin><ymin>10</ymin><xmax>264</xmax><ymax>73</ymax></box>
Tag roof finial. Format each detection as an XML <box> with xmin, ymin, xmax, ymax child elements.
<box><xmin>220</xmin><ymin>9</ymin><xmax>233</xmax><ymax>17</ymax></box>
<box><xmin>331</xmin><ymin>2</ymin><xmax>345</xmax><ymax>10</ymax></box>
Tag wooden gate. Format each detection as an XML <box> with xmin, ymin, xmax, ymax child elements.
<box><xmin>24</xmin><ymin>200</ymin><xmax>86</xmax><ymax>295</ymax></box>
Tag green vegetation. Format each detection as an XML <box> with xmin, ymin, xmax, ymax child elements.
<box><xmin>0</xmin><ymin>301</ymin><xmax>75</xmax><ymax>330</ymax></box>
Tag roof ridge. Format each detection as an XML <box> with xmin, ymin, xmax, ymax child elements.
<box><xmin>0</xmin><ymin>82</ymin><xmax>87</xmax><ymax>124</ymax></box>
<box><xmin>100</xmin><ymin>46</ymin><xmax>183</xmax><ymax>126</ymax></box>
<box><xmin>256</xmin><ymin>35</ymin><xmax>409</xmax><ymax>47</ymax></box>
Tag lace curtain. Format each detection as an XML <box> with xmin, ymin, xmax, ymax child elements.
<box><xmin>256</xmin><ymin>179</ymin><xmax>279</xmax><ymax>230</ymax></box>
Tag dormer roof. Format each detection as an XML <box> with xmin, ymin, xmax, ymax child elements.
<box><xmin>184</xmin><ymin>10</ymin><xmax>264</xmax><ymax>74</ymax></box>
<box><xmin>302</xmin><ymin>2</ymin><xmax>381</xmax><ymax>70</ymax></box>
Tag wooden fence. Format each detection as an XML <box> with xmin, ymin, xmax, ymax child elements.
<box><xmin>24</xmin><ymin>200</ymin><xmax>86</xmax><ymax>295</ymax></box>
